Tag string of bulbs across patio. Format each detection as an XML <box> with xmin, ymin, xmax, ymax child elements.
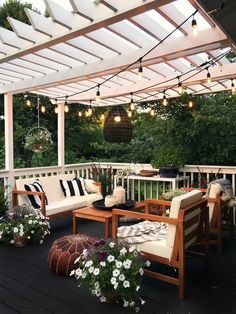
<box><xmin>23</xmin><ymin>5</ymin><xmax>235</xmax><ymax>119</ymax></box>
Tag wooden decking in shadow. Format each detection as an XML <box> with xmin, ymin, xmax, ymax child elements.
<box><xmin>0</xmin><ymin>216</ymin><xmax>235</xmax><ymax>314</ymax></box>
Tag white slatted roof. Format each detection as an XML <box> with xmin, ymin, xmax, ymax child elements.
<box><xmin>0</xmin><ymin>0</ymin><xmax>235</xmax><ymax>106</ymax></box>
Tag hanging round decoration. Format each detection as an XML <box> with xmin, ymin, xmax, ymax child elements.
<box><xmin>25</xmin><ymin>126</ymin><xmax>53</xmax><ymax>153</ymax></box>
<box><xmin>103</xmin><ymin>105</ymin><xmax>132</xmax><ymax>143</ymax></box>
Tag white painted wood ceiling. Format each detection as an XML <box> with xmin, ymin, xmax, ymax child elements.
<box><xmin>0</xmin><ymin>0</ymin><xmax>235</xmax><ymax>106</ymax></box>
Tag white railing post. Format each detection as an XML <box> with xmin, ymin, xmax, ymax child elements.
<box><xmin>58</xmin><ymin>100</ymin><xmax>65</xmax><ymax>174</ymax></box>
<box><xmin>4</xmin><ymin>93</ymin><xmax>14</xmax><ymax>196</ymax></box>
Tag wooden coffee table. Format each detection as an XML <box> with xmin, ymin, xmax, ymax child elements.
<box><xmin>72</xmin><ymin>202</ymin><xmax>144</xmax><ymax>239</ymax></box>
<box><xmin>73</xmin><ymin>206</ymin><xmax>112</xmax><ymax>239</ymax></box>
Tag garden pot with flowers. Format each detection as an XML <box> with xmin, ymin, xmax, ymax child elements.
<box><xmin>71</xmin><ymin>238</ymin><xmax>150</xmax><ymax>312</ymax></box>
<box><xmin>0</xmin><ymin>205</ymin><xmax>50</xmax><ymax>247</ymax></box>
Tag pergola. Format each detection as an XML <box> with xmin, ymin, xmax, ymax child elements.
<box><xmin>1</xmin><ymin>0</ymin><xmax>236</xmax><ymax>186</ymax></box>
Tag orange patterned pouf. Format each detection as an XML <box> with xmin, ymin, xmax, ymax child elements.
<box><xmin>47</xmin><ymin>234</ymin><xmax>97</xmax><ymax>276</ymax></box>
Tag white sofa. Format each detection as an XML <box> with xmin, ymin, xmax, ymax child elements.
<box><xmin>13</xmin><ymin>174</ymin><xmax>103</xmax><ymax>218</ymax></box>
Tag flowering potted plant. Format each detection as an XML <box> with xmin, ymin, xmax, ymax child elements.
<box><xmin>71</xmin><ymin>238</ymin><xmax>149</xmax><ymax>312</ymax></box>
<box><xmin>0</xmin><ymin>205</ymin><xmax>50</xmax><ymax>247</ymax></box>
<box><xmin>25</xmin><ymin>127</ymin><xmax>53</xmax><ymax>153</ymax></box>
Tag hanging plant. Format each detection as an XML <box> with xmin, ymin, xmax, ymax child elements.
<box><xmin>25</xmin><ymin>126</ymin><xmax>53</xmax><ymax>153</ymax></box>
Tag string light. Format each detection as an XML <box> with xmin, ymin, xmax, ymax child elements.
<box><xmin>206</xmin><ymin>68</ymin><xmax>211</xmax><ymax>83</ymax></box>
<box><xmin>88</xmin><ymin>100</ymin><xmax>93</xmax><ymax>116</ymax></box>
<box><xmin>78</xmin><ymin>111</ymin><xmax>82</xmax><ymax>117</ymax></box>
<box><xmin>137</xmin><ymin>58</ymin><xmax>143</xmax><ymax>81</ymax></box>
<box><xmin>85</xmin><ymin>111</ymin><xmax>90</xmax><ymax>117</ymax></box>
<box><xmin>96</xmin><ymin>84</ymin><xmax>100</xmax><ymax>104</ymax></box>
<box><xmin>100</xmin><ymin>113</ymin><xmax>105</xmax><ymax>120</ymax></box>
<box><xmin>129</xmin><ymin>93</ymin><xmax>135</xmax><ymax>111</ymax></box>
<box><xmin>192</xmin><ymin>16</ymin><xmax>198</xmax><ymax>36</ymax></box>
<box><xmin>150</xmin><ymin>108</ymin><xmax>155</xmax><ymax>116</ymax></box>
<box><xmin>24</xmin><ymin>94</ymin><xmax>31</xmax><ymax>107</ymax></box>
<box><xmin>162</xmin><ymin>91</ymin><xmax>168</xmax><ymax>106</ymax></box>
<box><xmin>114</xmin><ymin>115</ymin><xmax>121</xmax><ymax>122</ymax></box>
<box><xmin>41</xmin><ymin>105</ymin><xmax>46</xmax><ymax>113</ymax></box>
<box><xmin>231</xmin><ymin>79</ymin><xmax>235</xmax><ymax>94</ymax></box>
<box><xmin>64</xmin><ymin>95</ymin><xmax>69</xmax><ymax>113</ymax></box>
<box><xmin>127</xmin><ymin>110</ymin><xmax>132</xmax><ymax>118</ymax></box>
<box><xmin>188</xmin><ymin>100</ymin><xmax>193</xmax><ymax>108</ymax></box>
<box><xmin>177</xmin><ymin>76</ymin><xmax>183</xmax><ymax>94</ymax></box>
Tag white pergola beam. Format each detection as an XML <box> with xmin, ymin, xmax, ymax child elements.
<box><xmin>69</xmin><ymin>63</ymin><xmax>236</xmax><ymax>101</ymax></box>
<box><xmin>0</xmin><ymin>0</ymin><xmax>172</xmax><ymax>64</ymax></box>
<box><xmin>0</xmin><ymin>28</ymin><xmax>228</xmax><ymax>94</ymax></box>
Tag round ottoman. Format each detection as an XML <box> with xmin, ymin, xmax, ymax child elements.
<box><xmin>47</xmin><ymin>234</ymin><xmax>97</xmax><ymax>276</ymax></box>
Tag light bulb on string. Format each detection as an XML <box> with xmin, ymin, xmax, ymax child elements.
<box><xmin>78</xmin><ymin>111</ymin><xmax>82</xmax><ymax>117</ymax></box>
<box><xmin>129</xmin><ymin>93</ymin><xmax>135</xmax><ymax>111</ymax></box>
<box><xmin>41</xmin><ymin>105</ymin><xmax>46</xmax><ymax>113</ymax></box>
<box><xmin>188</xmin><ymin>100</ymin><xmax>193</xmax><ymax>108</ymax></box>
<box><xmin>177</xmin><ymin>77</ymin><xmax>183</xmax><ymax>94</ymax></box>
<box><xmin>162</xmin><ymin>91</ymin><xmax>168</xmax><ymax>106</ymax></box>
<box><xmin>127</xmin><ymin>110</ymin><xmax>132</xmax><ymax>118</ymax></box>
<box><xmin>85</xmin><ymin>111</ymin><xmax>90</xmax><ymax>117</ymax></box>
<box><xmin>100</xmin><ymin>113</ymin><xmax>105</xmax><ymax>120</ymax></box>
<box><xmin>192</xmin><ymin>16</ymin><xmax>198</xmax><ymax>36</ymax></box>
<box><xmin>206</xmin><ymin>68</ymin><xmax>211</xmax><ymax>84</ymax></box>
<box><xmin>88</xmin><ymin>100</ymin><xmax>93</xmax><ymax>116</ymax></box>
<box><xmin>150</xmin><ymin>108</ymin><xmax>155</xmax><ymax>116</ymax></box>
<box><xmin>96</xmin><ymin>84</ymin><xmax>100</xmax><ymax>104</ymax></box>
<box><xmin>64</xmin><ymin>95</ymin><xmax>69</xmax><ymax>113</ymax></box>
<box><xmin>24</xmin><ymin>94</ymin><xmax>31</xmax><ymax>107</ymax></box>
<box><xmin>114</xmin><ymin>115</ymin><xmax>121</xmax><ymax>122</ymax></box>
<box><xmin>137</xmin><ymin>58</ymin><xmax>143</xmax><ymax>81</ymax></box>
<box><xmin>231</xmin><ymin>79</ymin><xmax>235</xmax><ymax>94</ymax></box>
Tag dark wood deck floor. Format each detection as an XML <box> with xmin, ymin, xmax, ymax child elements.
<box><xmin>0</xmin><ymin>216</ymin><xmax>236</xmax><ymax>314</ymax></box>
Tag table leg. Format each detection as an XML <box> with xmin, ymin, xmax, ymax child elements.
<box><xmin>73</xmin><ymin>214</ymin><xmax>78</xmax><ymax>234</ymax></box>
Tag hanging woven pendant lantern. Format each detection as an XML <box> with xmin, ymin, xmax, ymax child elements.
<box><xmin>103</xmin><ymin>105</ymin><xmax>132</xmax><ymax>142</ymax></box>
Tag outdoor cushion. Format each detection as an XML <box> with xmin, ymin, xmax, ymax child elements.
<box><xmin>24</xmin><ymin>179</ymin><xmax>48</xmax><ymax>209</ymax></box>
<box><xmin>60</xmin><ymin>178</ymin><xmax>87</xmax><ymax>197</ymax></box>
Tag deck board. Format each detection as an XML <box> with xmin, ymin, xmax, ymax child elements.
<box><xmin>0</xmin><ymin>216</ymin><xmax>236</xmax><ymax>314</ymax></box>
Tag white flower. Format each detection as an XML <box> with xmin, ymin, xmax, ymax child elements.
<box><xmin>123</xmin><ymin>259</ymin><xmax>132</xmax><ymax>269</ymax></box>
<box><xmin>113</xmin><ymin>282</ymin><xmax>118</xmax><ymax>290</ymax></box>
<box><xmin>109</xmin><ymin>241</ymin><xmax>115</xmax><ymax>248</ymax></box>
<box><xmin>115</xmin><ymin>260</ymin><xmax>122</xmax><ymax>268</ymax></box>
<box><xmin>82</xmin><ymin>272</ymin><xmax>86</xmax><ymax>279</ymax></box>
<box><xmin>40</xmin><ymin>240</ymin><xmax>43</xmax><ymax>244</ymax></box>
<box><xmin>130</xmin><ymin>301</ymin><xmax>135</xmax><ymax>307</ymax></box>
<box><xmin>123</xmin><ymin>300</ymin><xmax>129</xmax><ymax>307</ymax></box>
<box><xmin>93</xmin><ymin>268</ymin><xmax>100</xmax><ymax>276</ymax></box>
<box><xmin>13</xmin><ymin>227</ymin><xmax>18</xmax><ymax>233</ymax></box>
<box><xmin>110</xmin><ymin>277</ymin><xmax>117</xmax><ymax>285</ymax></box>
<box><xmin>118</xmin><ymin>274</ymin><xmax>125</xmax><ymax>281</ymax></box>
<box><xmin>75</xmin><ymin>268</ymin><xmax>83</xmax><ymax>277</ymax></box>
<box><xmin>135</xmin><ymin>306</ymin><xmax>140</xmax><ymax>312</ymax></box>
<box><xmin>139</xmin><ymin>268</ymin><xmax>144</xmax><ymax>276</ymax></box>
<box><xmin>120</xmin><ymin>247</ymin><xmax>127</xmax><ymax>255</ymax></box>
<box><xmin>31</xmin><ymin>230</ymin><xmax>35</xmax><ymax>234</ymax></box>
<box><xmin>141</xmin><ymin>299</ymin><xmax>146</xmax><ymax>305</ymax></box>
<box><xmin>82</xmin><ymin>249</ymin><xmax>88</xmax><ymax>256</ymax></box>
<box><xmin>19</xmin><ymin>232</ymin><xmax>24</xmax><ymax>237</ymax></box>
<box><xmin>100</xmin><ymin>296</ymin><xmax>106</xmax><ymax>303</ymax></box>
<box><xmin>94</xmin><ymin>282</ymin><xmax>99</xmax><ymax>289</ymax></box>
<box><xmin>95</xmin><ymin>290</ymin><xmax>101</xmax><ymax>297</ymax></box>
<box><xmin>136</xmin><ymin>285</ymin><xmax>140</xmax><ymax>291</ymax></box>
<box><xmin>107</xmin><ymin>255</ymin><xmax>115</xmax><ymax>262</ymax></box>
<box><xmin>10</xmin><ymin>239</ymin><xmax>14</xmax><ymax>244</ymax></box>
<box><xmin>70</xmin><ymin>270</ymin><xmax>75</xmax><ymax>276</ymax></box>
<box><xmin>88</xmin><ymin>266</ymin><xmax>94</xmax><ymax>273</ymax></box>
<box><xmin>112</xmin><ymin>269</ymin><xmax>120</xmax><ymax>277</ymax></box>
<box><xmin>146</xmin><ymin>260</ymin><xmax>151</xmax><ymax>267</ymax></box>
<box><xmin>100</xmin><ymin>261</ymin><xmax>106</xmax><ymax>267</ymax></box>
<box><xmin>85</xmin><ymin>260</ymin><xmax>93</xmax><ymax>267</ymax></box>
<box><xmin>123</xmin><ymin>280</ymin><xmax>130</xmax><ymax>288</ymax></box>
<box><xmin>28</xmin><ymin>220</ymin><xmax>32</xmax><ymax>224</ymax></box>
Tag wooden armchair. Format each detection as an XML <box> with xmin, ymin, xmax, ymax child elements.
<box><xmin>181</xmin><ymin>187</ymin><xmax>233</xmax><ymax>254</ymax></box>
<box><xmin>112</xmin><ymin>190</ymin><xmax>209</xmax><ymax>299</ymax></box>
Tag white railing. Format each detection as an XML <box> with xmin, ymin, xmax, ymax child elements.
<box><xmin>1</xmin><ymin>162</ymin><xmax>236</xmax><ymax>200</ymax></box>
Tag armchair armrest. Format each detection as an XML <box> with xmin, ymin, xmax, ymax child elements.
<box><xmin>12</xmin><ymin>189</ymin><xmax>46</xmax><ymax>217</ymax></box>
<box><xmin>112</xmin><ymin>208</ymin><xmax>180</xmax><ymax>239</ymax></box>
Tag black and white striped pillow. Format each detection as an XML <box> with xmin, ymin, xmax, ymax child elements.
<box><xmin>60</xmin><ymin>178</ymin><xmax>87</xmax><ymax>197</ymax></box>
<box><xmin>24</xmin><ymin>179</ymin><xmax>48</xmax><ymax>209</ymax></box>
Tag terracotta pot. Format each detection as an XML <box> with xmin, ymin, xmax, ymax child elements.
<box><xmin>14</xmin><ymin>235</ymin><xmax>30</xmax><ymax>247</ymax></box>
